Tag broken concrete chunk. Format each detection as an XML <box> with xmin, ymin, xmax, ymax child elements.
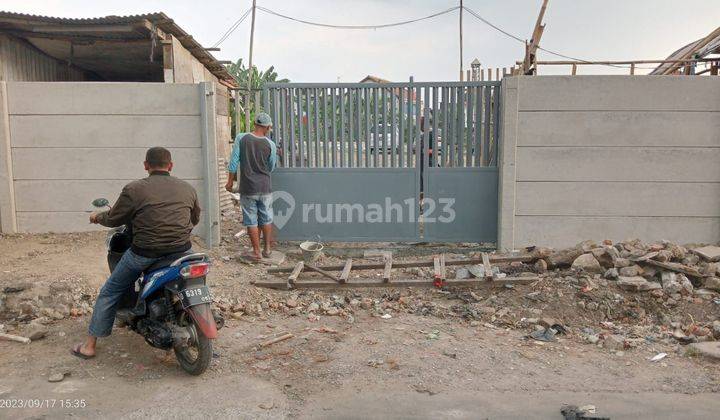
<box><xmin>617</xmin><ymin>276</ymin><xmax>650</xmax><ymax>291</ymax></box>
<box><xmin>692</xmin><ymin>245</ymin><xmax>720</xmax><ymax>262</ymax></box>
<box><xmin>571</xmin><ymin>254</ymin><xmax>603</xmax><ymax>274</ymax></box>
<box><xmin>702</xmin><ymin>277</ymin><xmax>720</xmax><ymax>292</ymax></box>
<box><xmin>618</xmin><ymin>265</ymin><xmax>643</xmax><ymax>277</ymax></box>
<box><xmin>604</xmin><ymin>268</ymin><xmax>619</xmax><ymax>280</ymax></box>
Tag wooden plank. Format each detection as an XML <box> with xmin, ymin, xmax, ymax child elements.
<box><xmin>254</xmin><ymin>276</ymin><xmax>540</xmax><ymax>290</ymax></box>
<box><xmin>304</xmin><ymin>264</ymin><xmax>340</xmax><ymax>282</ymax></box>
<box><xmin>288</xmin><ymin>262</ymin><xmax>304</xmax><ymax>285</ymax></box>
<box><xmin>267</xmin><ymin>255</ymin><xmax>534</xmax><ymax>273</ymax></box>
<box><xmin>339</xmin><ymin>259</ymin><xmax>352</xmax><ymax>283</ymax></box>
<box><xmin>481</xmin><ymin>252</ymin><xmax>493</xmax><ymax>280</ymax></box>
<box><xmin>433</xmin><ymin>256</ymin><xmax>441</xmax><ymax>279</ymax></box>
<box><xmin>383</xmin><ymin>255</ymin><xmax>392</xmax><ymax>283</ymax></box>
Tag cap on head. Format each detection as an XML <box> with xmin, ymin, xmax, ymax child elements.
<box><xmin>145</xmin><ymin>147</ymin><xmax>172</xmax><ymax>168</ymax></box>
<box><xmin>255</xmin><ymin>112</ymin><xmax>273</xmax><ymax>127</ymax></box>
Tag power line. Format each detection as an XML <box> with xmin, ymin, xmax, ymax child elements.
<box><xmin>462</xmin><ymin>5</ymin><xmax>655</xmax><ymax>70</ymax></box>
<box><xmin>256</xmin><ymin>5</ymin><xmax>460</xmax><ymax>30</ymax></box>
<box><xmin>211</xmin><ymin>7</ymin><xmax>253</xmax><ymax>48</ymax></box>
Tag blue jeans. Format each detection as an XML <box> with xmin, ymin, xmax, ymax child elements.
<box><xmin>240</xmin><ymin>193</ymin><xmax>274</xmax><ymax>227</ymax></box>
<box><xmin>88</xmin><ymin>250</ymin><xmax>159</xmax><ymax>337</ymax></box>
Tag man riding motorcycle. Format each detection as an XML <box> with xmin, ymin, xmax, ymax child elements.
<box><xmin>71</xmin><ymin>147</ymin><xmax>201</xmax><ymax>359</ymax></box>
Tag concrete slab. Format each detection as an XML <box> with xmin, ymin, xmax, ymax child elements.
<box><xmin>692</xmin><ymin>246</ymin><xmax>720</xmax><ymax>262</ymax></box>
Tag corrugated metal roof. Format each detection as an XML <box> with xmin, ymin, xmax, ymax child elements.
<box><xmin>0</xmin><ymin>11</ymin><xmax>237</xmax><ymax>86</ymax></box>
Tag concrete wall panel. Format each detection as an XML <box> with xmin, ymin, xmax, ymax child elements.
<box><xmin>17</xmin><ymin>211</ymin><xmax>206</xmax><ymax>237</ymax></box>
<box><xmin>12</xmin><ymin>147</ymin><xmax>203</xmax><ymax>180</ymax></box>
<box><xmin>515</xmin><ymin>215</ymin><xmax>720</xmax><ymax>249</ymax></box>
<box><xmin>518</xmin><ymin>76</ymin><xmax>720</xmax><ymax>111</ymax></box>
<box><xmin>14</xmin><ymin>179</ymin><xmax>205</xmax><ymax>212</ymax></box>
<box><xmin>516</xmin><ymin>147</ymin><xmax>720</xmax><ymax>183</ymax></box>
<box><xmin>10</xmin><ymin>115</ymin><xmax>201</xmax><ymax>148</ymax></box>
<box><xmin>517</xmin><ymin>111</ymin><xmax>720</xmax><ymax>147</ymax></box>
<box><xmin>516</xmin><ymin>182</ymin><xmax>720</xmax><ymax>217</ymax></box>
<box><xmin>499</xmin><ymin>76</ymin><xmax>720</xmax><ymax>249</ymax></box>
<box><xmin>7</xmin><ymin>82</ymin><xmax>200</xmax><ymax>115</ymax></box>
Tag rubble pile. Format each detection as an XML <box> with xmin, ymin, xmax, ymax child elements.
<box><xmin>0</xmin><ymin>278</ymin><xmax>95</xmax><ymax>328</ymax></box>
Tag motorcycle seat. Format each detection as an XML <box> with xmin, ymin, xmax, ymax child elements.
<box><xmin>145</xmin><ymin>250</ymin><xmax>201</xmax><ymax>274</ymax></box>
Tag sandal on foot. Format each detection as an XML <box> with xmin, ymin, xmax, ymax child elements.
<box><xmin>70</xmin><ymin>344</ymin><xmax>95</xmax><ymax>360</ymax></box>
<box><xmin>262</xmin><ymin>250</ymin><xmax>273</xmax><ymax>259</ymax></box>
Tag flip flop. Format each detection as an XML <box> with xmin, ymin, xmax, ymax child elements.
<box><xmin>70</xmin><ymin>344</ymin><xmax>95</xmax><ymax>360</ymax></box>
<box><xmin>262</xmin><ymin>250</ymin><xmax>273</xmax><ymax>259</ymax></box>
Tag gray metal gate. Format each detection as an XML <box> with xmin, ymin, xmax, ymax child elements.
<box><xmin>262</xmin><ymin>80</ymin><xmax>501</xmax><ymax>243</ymax></box>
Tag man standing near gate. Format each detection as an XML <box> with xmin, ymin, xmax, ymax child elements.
<box><xmin>225</xmin><ymin>112</ymin><xmax>277</xmax><ymax>262</ymax></box>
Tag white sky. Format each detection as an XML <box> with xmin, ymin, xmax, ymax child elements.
<box><xmin>4</xmin><ymin>0</ymin><xmax>720</xmax><ymax>81</ymax></box>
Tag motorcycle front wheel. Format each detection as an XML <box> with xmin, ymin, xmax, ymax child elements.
<box><xmin>174</xmin><ymin>312</ymin><xmax>213</xmax><ymax>375</ymax></box>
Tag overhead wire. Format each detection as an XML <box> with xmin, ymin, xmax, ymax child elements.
<box><xmin>212</xmin><ymin>4</ymin><xmax>663</xmax><ymax>71</ymax></box>
<box><xmin>462</xmin><ymin>5</ymin><xmax>657</xmax><ymax>70</ymax></box>
<box><xmin>255</xmin><ymin>5</ymin><xmax>460</xmax><ymax>30</ymax></box>
<box><xmin>211</xmin><ymin>6</ymin><xmax>253</xmax><ymax>48</ymax></box>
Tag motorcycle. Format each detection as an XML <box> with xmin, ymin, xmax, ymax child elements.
<box><xmin>92</xmin><ymin>198</ymin><xmax>222</xmax><ymax>375</ymax></box>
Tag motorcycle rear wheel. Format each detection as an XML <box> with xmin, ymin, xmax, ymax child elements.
<box><xmin>174</xmin><ymin>313</ymin><xmax>212</xmax><ymax>375</ymax></box>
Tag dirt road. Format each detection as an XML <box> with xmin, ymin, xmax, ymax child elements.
<box><xmin>1</xmin><ymin>232</ymin><xmax>719</xmax><ymax>419</ymax></box>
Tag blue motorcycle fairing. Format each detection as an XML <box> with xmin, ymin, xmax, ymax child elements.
<box><xmin>140</xmin><ymin>265</ymin><xmax>182</xmax><ymax>300</ymax></box>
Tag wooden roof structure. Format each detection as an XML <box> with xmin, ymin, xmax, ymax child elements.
<box><xmin>0</xmin><ymin>11</ymin><xmax>237</xmax><ymax>86</ymax></box>
<box><xmin>650</xmin><ymin>26</ymin><xmax>720</xmax><ymax>75</ymax></box>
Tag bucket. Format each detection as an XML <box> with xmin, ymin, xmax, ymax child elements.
<box><xmin>299</xmin><ymin>241</ymin><xmax>324</xmax><ymax>264</ymax></box>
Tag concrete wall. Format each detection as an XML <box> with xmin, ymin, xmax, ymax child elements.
<box><xmin>499</xmin><ymin>76</ymin><xmax>720</xmax><ymax>249</ymax></box>
<box><xmin>0</xmin><ymin>81</ymin><xmax>220</xmax><ymax>246</ymax></box>
<box><xmin>0</xmin><ymin>34</ymin><xmax>86</xmax><ymax>82</ymax></box>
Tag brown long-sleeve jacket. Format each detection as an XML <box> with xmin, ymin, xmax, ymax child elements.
<box><xmin>97</xmin><ymin>171</ymin><xmax>201</xmax><ymax>258</ymax></box>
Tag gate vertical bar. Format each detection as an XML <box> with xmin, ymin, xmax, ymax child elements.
<box><xmin>406</xmin><ymin>80</ymin><xmax>413</xmax><ymax>168</ymax></box>
<box><xmin>373</xmin><ymin>88</ymin><xmax>379</xmax><ymax>167</ymax></box>
<box><xmin>474</xmin><ymin>85</ymin><xmax>482</xmax><ymax>166</ymax></box>
<box><xmin>322</xmin><ymin>88</ymin><xmax>329</xmax><ymax>167</ymax></box>
<box><xmin>289</xmin><ymin>88</ymin><xmax>296</xmax><ymax>167</ymax></box>
<box><xmin>305</xmin><ymin>88</ymin><xmax>313</xmax><ymax>167</ymax></box>
<box><xmin>364</xmin><ymin>88</ymin><xmax>370</xmax><ymax>167</ymax></box>
<box><xmin>280</xmin><ymin>89</ymin><xmax>288</xmax><ymax>167</ymax></box>
<box><xmin>432</xmin><ymin>87</ymin><xmax>438</xmax><ymax>167</ymax></box>
<box><xmin>456</xmin><ymin>86</ymin><xmax>464</xmax><ymax>167</ymax></box>
<box><xmin>390</xmin><ymin>87</ymin><xmax>397</xmax><ymax>168</ymax></box>
<box><xmin>314</xmin><ymin>88</ymin><xmax>320</xmax><ymax>167</ymax></box>
<box><xmin>465</xmin><ymin>86</ymin><xmax>473</xmax><ymax>167</ymax></box>
<box><xmin>331</xmin><ymin>88</ymin><xmax>337</xmax><ymax>168</ymax></box>
<box><xmin>492</xmin><ymin>85</ymin><xmax>501</xmax><ymax>166</ymax></box>
<box><xmin>441</xmin><ymin>87</ymin><xmax>448</xmax><ymax>167</ymax></box>
<box><xmin>448</xmin><ymin>87</ymin><xmax>456</xmax><ymax>167</ymax></box>
<box><xmin>348</xmin><ymin>88</ymin><xmax>354</xmax><ymax>167</ymax></box>
<box><xmin>339</xmin><ymin>88</ymin><xmax>346</xmax><ymax>167</ymax></box>
<box><xmin>422</xmin><ymin>86</ymin><xmax>430</xmax><ymax>190</ymax></box>
<box><xmin>356</xmin><ymin>88</ymin><xmax>362</xmax><ymax>167</ymax></box>
<box><xmin>414</xmin><ymin>86</ymin><xmax>421</xmax><ymax>170</ymax></box>
<box><xmin>381</xmin><ymin>88</ymin><xmax>388</xmax><ymax>167</ymax></box>
<box><xmin>483</xmin><ymin>85</ymin><xmax>491</xmax><ymax>166</ymax></box>
<box><xmin>398</xmin><ymin>88</ymin><xmax>405</xmax><ymax>168</ymax></box>
<box><xmin>298</xmin><ymin>88</ymin><xmax>305</xmax><ymax>167</ymax></box>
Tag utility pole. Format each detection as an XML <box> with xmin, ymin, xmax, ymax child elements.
<box><xmin>245</xmin><ymin>0</ymin><xmax>257</xmax><ymax>131</ymax></box>
<box><xmin>459</xmin><ymin>0</ymin><xmax>463</xmax><ymax>81</ymax></box>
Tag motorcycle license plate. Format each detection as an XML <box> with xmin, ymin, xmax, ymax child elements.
<box><xmin>179</xmin><ymin>286</ymin><xmax>212</xmax><ymax>308</ymax></box>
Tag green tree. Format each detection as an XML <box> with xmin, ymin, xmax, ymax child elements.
<box><xmin>228</xmin><ymin>59</ymin><xmax>289</xmax><ymax>135</ymax></box>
